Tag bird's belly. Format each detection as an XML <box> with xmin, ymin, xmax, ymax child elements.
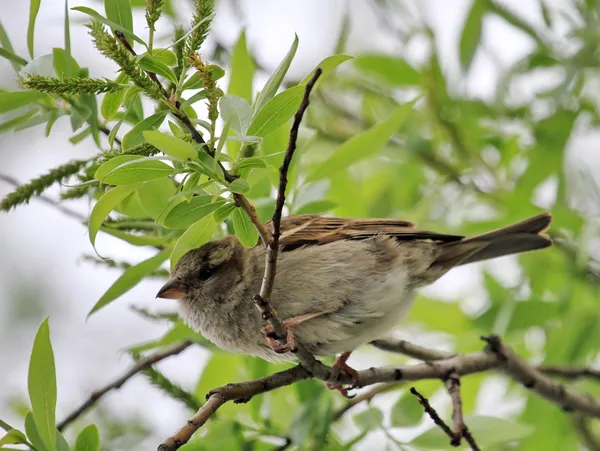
<box><xmin>295</xmin><ymin>265</ymin><xmax>415</xmax><ymax>356</ymax></box>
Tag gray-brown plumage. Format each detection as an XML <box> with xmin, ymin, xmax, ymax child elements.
<box><xmin>157</xmin><ymin>213</ymin><xmax>552</xmax><ymax>363</ymax></box>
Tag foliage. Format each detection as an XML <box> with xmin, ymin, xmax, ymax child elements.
<box><xmin>1</xmin><ymin>0</ymin><xmax>600</xmax><ymax>450</ymax></box>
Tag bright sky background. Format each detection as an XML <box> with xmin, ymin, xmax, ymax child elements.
<box><xmin>0</xmin><ymin>0</ymin><xmax>593</xmax><ymax>449</ymax></box>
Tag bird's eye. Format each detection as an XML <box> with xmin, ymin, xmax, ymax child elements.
<box><xmin>198</xmin><ymin>267</ymin><xmax>215</xmax><ymax>281</ymax></box>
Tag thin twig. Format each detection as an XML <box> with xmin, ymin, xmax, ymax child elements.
<box><xmin>0</xmin><ymin>174</ymin><xmax>87</xmax><ymax>222</ymax></box>
<box><xmin>333</xmin><ymin>381</ymin><xmax>402</xmax><ymax>421</ymax></box>
<box><xmin>539</xmin><ymin>365</ymin><xmax>600</xmax><ymax>381</ymax></box>
<box><xmin>58</xmin><ymin>340</ymin><xmax>193</xmax><ymax>431</ymax></box>
<box><xmin>410</xmin><ymin>387</ymin><xmax>457</xmax><ymax>442</ymax></box>
<box><xmin>253</xmin><ymin>69</ymin><xmax>327</xmax><ymax>371</ymax></box>
<box><xmin>443</xmin><ymin>372</ymin><xmax>481</xmax><ymax>449</ymax></box>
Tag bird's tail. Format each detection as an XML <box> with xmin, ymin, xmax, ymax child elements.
<box><xmin>432</xmin><ymin>213</ymin><xmax>552</xmax><ymax>269</ymax></box>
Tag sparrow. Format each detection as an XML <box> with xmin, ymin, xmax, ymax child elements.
<box><xmin>157</xmin><ymin>213</ymin><xmax>551</xmax><ymax>393</ymax></box>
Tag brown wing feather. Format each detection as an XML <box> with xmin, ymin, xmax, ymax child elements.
<box><xmin>269</xmin><ymin>215</ymin><xmax>463</xmax><ymax>251</ymax></box>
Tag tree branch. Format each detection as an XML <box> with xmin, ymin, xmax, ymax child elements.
<box><xmin>159</xmin><ymin>335</ymin><xmax>600</xmax><ymax>450</ymax></box>
<box><xmin>57</xmin><ymin>340</ymin><xmax>193</xmax><ymax>431</ymax></box>
<box><xmin>410</xmin><ymin>387</ymin><xmax>462</xmax><ymax>445</ymax></box>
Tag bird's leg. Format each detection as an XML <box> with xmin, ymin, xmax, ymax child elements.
<box><xmin>262</xmin><ymin>311</ymin><xmax>328</xmax><ymax>354</ymax></box>
<box><xmin>326</xmin><ymin>351</ymin><xmax>361</xmax><ymax>398</ymax></box>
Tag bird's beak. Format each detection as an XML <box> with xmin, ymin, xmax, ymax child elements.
<box><xmin>156</xmin><ymin>278</ymin><xmax>186</xmax><ymax>300</ymax></box>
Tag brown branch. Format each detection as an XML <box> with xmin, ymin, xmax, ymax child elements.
<box><xmin>443</xmin><ymin>372</ymin><xmax>480</xmax><ymax>450</ymax></box>
<box><xmin>371</xmin><ymin>338</ymin><xmax>455</xmax><ymax>361</ymax></box>
<box><xmin>332</xmin><ymin>381</ymin><xmax>402</xmax><ymax>421</ymax></box>
<box><xmin>253</xmin><ymin>69</ymin><xmax>328</xmax><ymax>374</ymax></box>
<box><xmin>57</xmin><ymin>340</ymin><xmax>193</xmax><ymax>431</ymax></box>
<box><xmin>410</xmin><ymin>387</ymin><xmax>458</xmax><ymax>443</ymax></box>
<box><xmin>539</xmin><ymin>365</ymin><xmax>600</xmax><ymax>381</ymax></box>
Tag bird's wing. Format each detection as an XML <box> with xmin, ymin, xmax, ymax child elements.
<box><xmin>272</xmin><ymin>215</ymin><xmax>464</xmax><ymax>251</ymax></box>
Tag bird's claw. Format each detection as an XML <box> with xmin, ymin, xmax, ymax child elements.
<box><xmin>262</xmin><ymin>323</ymin><xmax>296</xmax><ymax>354</ymax></box>
<box><xmin>325</xmin><ymin>352</ymin><xmax>361</xmax><ymax>398</ymax></box>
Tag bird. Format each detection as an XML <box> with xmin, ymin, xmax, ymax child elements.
<box><xmin>157</xmin><ymin>212</ymin><xmax>552</xmax><ymax>395</ymax></box>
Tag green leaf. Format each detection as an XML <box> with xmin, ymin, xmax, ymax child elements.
<box><xmin>232</xmin><ymin>207</ymin><xmax>258</xmax><ymax>247</ymax></box>
<box><xmin>71</xmin><ymin>6</ymin><xmax>147</xmax><ymax>48</ymax></box>
<box><xmin>295</xmin><ymin>200</ymin><xmax>337</xmax><ymax>215</ymax></box>
<box><xmin>148</xmin><ymin>48</ymin><xmax>177</xmax><ymax>66</ymax></box>
<box><xmin>354</xmin><ymin>55</ymin><xmax>420</xmax><ymax>86</ymax></box>
<box><xmin>308</xmin><ymin>99</ymin><xmax>417</xmax><ymax>181</ymax></box>
<box><xmin>411</xmin><ymin>415</ymin><xmax>534</xmax><ymax>449</ymax></box>
<box><xmin>460</xmin><ymin>0</ymin><xmax>487</xmax><ymax>71</ymax></box>
<box><xmin>299</xmin><ymin>54</ymin><xmax>353</xmax><ymax>85</ymax></box>
<box><xmin>353</xmin><ymin>407</ymin><xmax>383</xmax><ymax>431</ymax></box>
<box><xmin>391</xmin><ymin>392</ymin><xmax>423</xmax><ymax>427</ymax></box>
<box><xmin>228</xmin><ymin>30</ymin><xmax>255</xmax><ymax>101</ymax></box>
<box><xmin>102</xmin><ymin>158</ymin><xmax>174</xmax><ymax>185</ymax></box>
<box><xmin>164</xmin><ymin>195</ymin><xmax>225</xmax><ymax>229</ymax></box>
<box><xmin>122</xmin><ymin>111</ymin><xmax>168</xmax><ymax>149</ymax></box>
<box><xmin>0</xmin><ymin>47</ymin><xmax>28</xmax><ymax>68</ymax></box>
<box><xmin>88</xmin><ymin>249</ymin><xmax>170</xmax><ymax>317</ymax></box>
<box><xmin>74</xmin><ymin>424</ymin><xmax>100</xmax><ymax>451</ymax></box>
<box><xmin>136</xmin><ymin>177</ymin><xmax>176</xmax><ymax>219</ymax></box>
<box><xmin>213</xmin><ymin>202</ymin><xmax>236</xmax><ymax>223</ymax></box>
<box><xmin>94</xmin><ymin>155</ymin><xmax>141</xmax><ymax>180</ymax></box>
<box><xmin>0</xmin><ymin>22</ymin><xmax>26</xmax><ymax>71</ymax></box>
<box><xmin>247</xmin><ymin>85</ymin><xmax>304</xmax><ymax>138</ymax></box>
<box><xmin>53</xmin><ymin>47</ymin><xmax>81</xmax><ymax>78</ymax></box>
<box><xmin>28</xmin><ymin>318</ymin><xmax>56</xmax><ymax>451</ymax></box>
<box><xmin>24</xmin><ymin>412</ymin><xmax>46</xmax><ymax>451</ymax></box>
<box><xmin>236</xmin><ymin>157</ymin><xmax>267</xmax><ymax>170</ymax></box>
<box><xmin>144</xmin><ymin>131</ymin><xmax>198</xmax><ymax>160</ymax></box>
<box><xmin>63</xmin><ymin>0</ymin><xmax>72</xmax><ymax>77</ymax></box>
<box><xmin>101</xmin><ymin>73</ymin><xmax>128</xmax><ymax>120</ymax></box>
<box><xmin>170</xmin><ymin>215</ymin><xmax>216</xmax><ymax>268</ymax></box>
<box><xmin>139</xmin><ymin>55</ymin><xmax>177</xmax><ymax>83</ymax></box>
<box><xmin>88</xmin><ymin>184</ymin><xmax>140</xmax><ymax>248</ymax></box>
<box><xmin>219</xmin><ymin>95</ymin><xmax>253</xmax><ymax>135</ymax></box>
<box><xmin>253</xmin><ymin>34</ymin><xmax>298</xmax><ymax>114</ymax></box>
<box><xmin>0</xmin><ymin>91</ymin><xmax>47</xmax><ymax>113</ymax></box>
<box><xmin>104</xmin><ymin>0</ymin><xmax>133</xmax><ymax>36</ymax></box>
<box><xmin>228</xmin><ymin>178</ymin><xmax>250</xmax><ymax>194</ymax></box>
<box><xmin>0</xmin><ymin>110</ymin><xmax>38</xmax><ymax>133</ymax></box>
<box><xmin>27</xmin><ymin>0</ymin><xmax>42</xmax><ymax>58</ymax></box>
<box><xmin>100</xmin><ymin>227</ymin><xmax>170</xmax><ymax>247</ymax></box>
<box><xmin>181</xmin><ymin>90</ymin><xmax>208</xmax><ymax>107</ymax></box>
<box><xmin>56</xmin><ymin>430</ymin><xmax>70</xmax><ymax>451</ymax></box>
<box><xmin>0</xmin><ymin>429</ymin><xmax>28</xmax><ymax>446</ymax></box>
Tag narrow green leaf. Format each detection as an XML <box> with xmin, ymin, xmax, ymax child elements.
<box><xmin>74</xmin><ymin>424</ymin><xmax>100</xmax><ymax>451</ymax></box>
<box><xmin>27</xmin><ymin>317</ymin><xmax>56</xmax><ymax>451</ymax></box>
<box><xmin>299</xmin><ymin>54</ymin><xmax>353</xmax><ymax>85</ymax></box>
<box><xmin>71</xmin><ymin>6</ymin><xmax>147</xmax><ymax>48</ymax></box>
<box><xmin>228</xmin><ymin>30</ymin><xmax>255</xmax><ymax>101</ymax></box>
<box><xmin>0</xmin><ymin>429</ymin><xmax>28</xmax><ymax>446</ymax></box>
<box><xmin>101</xmin><ymin>73</ymin><xmax>128</xmax><ymax>120</ymax></box>
<box><xmin>139</xmin><ymin>55</ymin><xmax>177</xmax><ymax>83</ymax></box>
<box><xmin>88</xmin><ymin>249</ymin><xmax>170</xmax><ymax>317</ymax></box>
<box><xmin>88</xmin><ymin>184</ymin><xmax>140</xmax><ymax>248</ymax></box>
<box><xmin>147</xmin><ymin>48</ymin><xmax>177</xmax><ymax>66</ymax></box>
<box><xmin>253</xmin><ymin>34</ymin><xmax>298</xmax><ymax>114</ymax></box>
<box><xmin>24</xmin><ymin>412</ymin><xmax>46</xmax><ymax>451</ymax></box>
<box><xmin>170</xmin><ymin>215</ymin><xmax>216</xmax><ymax>268</ymax></box>
<box><xmin>144</xmin><ymin>131</ymin><xmax>198</xmax><ymax>160</ymax></box>
<box><xmin>295</xmin><ymin>200</ymin><xmax>337</xmax><ymax>215</ymax></box>
<box><xmin>56</xmin><ymin>430</ymin><xmax>70</xmax><ymax>451</ymax></box>
<box><xmin>163</xmin><ymin>195</ymin><xmax>224</xmax><ymax>229</ymax></box>
<box><xmin>53</xmin><ymin>47</ymin><xmax>81</xmax><ymax>77</ymax></box>
<box><xmin>0</xmin><ymin>47</ymin><xmax>28</xmax><ymax>67</ymax></box>
<box><xmin>122</xmin><ymin>111</ymin><xmax>167</xmax><ymax>149</ymax></box>
<box><xmin>102</xmin><ymin>158</ymin><xmax>174</xmax><ymax>185</ymax></box>
<box><xmin>94</xmin><ymin>155</ymin><xmax>141</xmax><ymax>180</ymax></box>
<box><xmin>0</xmin><ymin>109</ymin><xmax>38</xmax><ymax>133</ymax></box>
<box><xmin>0</xmin><ymin>22</ymin><xmax>26</xmax><ymax>71</ymax></box>
<box><xmin>136</xmin><ymin>177</ymin><xmax>176</xmax><ymax>219</ymax></box>
<box><xmin>236</xmin><ymin>157</ymin><xmax>267</xmax><ymax>171</ymax></box>
<box><xmin>181</xmin><ymin>90</ymin><xmax>208</xmax><ymax>107</ymax></box>
<box><xmin>104</xmin><ymin>0</ymin><xmax>133</xmax><ymax>35</ymax></box>
<box><xmin>228</xmin><ymin>178</ymin><xmax>250</xmax><ymax>194</ymax></box>
<box><xmin>232</xmin><ymin>207</ymin><xmax>258</xmax><ymax>247</ymax></box>
<box><xmin>460</xmin><ymin>0</ymin><xmax>487</xmax><ymax>71</ymax></box>
<box><xmin>0</xmin><ymin>91</ymin><xmax>47</xmax><ymax>113</ymax></box>
<box><xmin>27</xmin><ymin>0</ymin><xmax>42</xmax><ymax>58</ymax></box>
<box><xmin>354</xmin><ymin>55</ymin><xmax>420</xmax><ymax>86</ymax></box>
<box><xmin>247</xmin><ymin>85</ymin><xmax>304</xmax><ymax>138</ymax></box>
<box><xmin>64</xmin><ymin>0</ymin><xmax>72</xmax><ymax>76</ymax></box>
<box><xmin>219</xmin><ymin>95</ymin><xmax>253</xmax><ymax>135</ymax></box>
<box><xmin>308</xmin><ymin>98</ymin><xmax>417</xmax><ymax>181</ymax></box>
<box><xmin>101</xmin><ymin>227</ymin><xmax>170</xmax><ymax>247</ymax></box>
<box><xmin>213</xmin><ymin>202</ymin><xmax>236</xmax><ymax>223</ymax></box>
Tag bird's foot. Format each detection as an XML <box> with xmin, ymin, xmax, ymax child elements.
<box><xmin>325</xmin><ymin>351</ymin><xmax>361</xmax><ymax>398</ymax></box>
<box><xmin>262</xmin><ymin>322</ymin><xmax>296</xmax><ymax>354</ymax></box>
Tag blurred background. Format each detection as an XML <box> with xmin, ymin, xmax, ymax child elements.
<box><xmin>1</xmin><ymin>0</ymin><xmax>600</xmax><ymax>449</ymax></box>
